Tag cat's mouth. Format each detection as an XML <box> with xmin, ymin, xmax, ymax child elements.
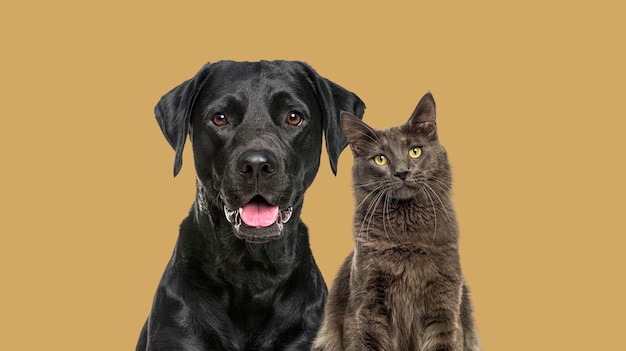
<box><xmin>223</xmin><ymin>195</ymin><xmax>294</xmax><ymax>243</ymax></box>
<box><xmin>387</xmin><ymin>182</ymin><xmax>422</xmax><ymax>200</ymax></box>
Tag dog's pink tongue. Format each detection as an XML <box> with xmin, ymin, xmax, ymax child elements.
<box><xmin>241</xmin><ymin>201</ymin><xmax>279</xmax><ymax>227</ymax></box>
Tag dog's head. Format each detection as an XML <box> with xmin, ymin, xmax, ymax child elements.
<box><xmin>155</xmin><ymin>60</ymin><xmax>364</xmax><ymax>243</ymax></box>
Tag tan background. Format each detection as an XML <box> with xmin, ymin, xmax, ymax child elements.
<box><xmin>1</xmin><ymin>1</ymin><xmax>624</xmax><ymax>350</ymax></box>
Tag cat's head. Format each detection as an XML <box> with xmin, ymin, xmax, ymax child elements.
<box><xmin>341</xmin><ymin>92</ymin><xmax>451</xmax><ymax>201</ymax></box>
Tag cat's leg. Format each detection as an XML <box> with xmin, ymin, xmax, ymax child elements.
<box><xmin>312</xmin><ymin>253</ymin><xmax>354</xmax><ymax>351</ymax></box>
<box><xmin>342</xmin><ymin>270</ymin><xmax>394</xmax><ymax>351</ymax></box>
<box><xmin>418</xmin><ymin>277</ymin><xmax>464</xmax><ymax>351</ymax></box>
<box><xmin>343</xmin><ymin>301</ymin><xmax>393</xmax><ymax>351</ymax></box>
<box><xmin>460</xmin><ymin>283</ymin><xmax>480</xmax><ymax>351</ymax></box>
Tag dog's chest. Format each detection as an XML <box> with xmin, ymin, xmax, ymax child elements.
<box><xmin>227</xmin><ymin>288</ymin><xmax>278</xmax><ymax>329</ymax></box>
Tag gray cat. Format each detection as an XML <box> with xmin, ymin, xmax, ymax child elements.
<box><xmin>312</xmin><ymin>92</ymin><xmax>479</xmax><ymax>351</ymax></box>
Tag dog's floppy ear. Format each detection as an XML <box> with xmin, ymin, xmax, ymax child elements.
<box><xmin>309</xmin><ymin>69</ymin><xmax>366</xmax><ymax>175</ymax></box>
<box><xmin>155</xmin><ymin>63</ymin><xmax>212</xmax><ymax>177</ymax></box>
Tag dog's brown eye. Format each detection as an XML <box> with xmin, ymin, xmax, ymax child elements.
<box><xmin>286</xmin><ymin>112</ymin><xmax>303</xmax><ymax>126</ymax></box>
<box><xmin>212</xmin><ymin>114</ymin><xmax>228</xmax><ymax>126</ymax></box>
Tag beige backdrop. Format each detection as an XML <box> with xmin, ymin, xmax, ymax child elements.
<box><xmin>2</xmin><ymin>1</ymin><xmax>624</xmax><ymax>350</ymax></box>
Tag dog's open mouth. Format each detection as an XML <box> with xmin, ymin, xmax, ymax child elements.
<box><xmin>223</xmin><ymin>195</ymin><xmax>293</xmax><ymax>243</ymax></box>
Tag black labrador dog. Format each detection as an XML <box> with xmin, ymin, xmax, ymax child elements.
<box><xmin>136</xmin><ymin>61</ymin><xmax>365</xmax><ymax>351</ymax></box>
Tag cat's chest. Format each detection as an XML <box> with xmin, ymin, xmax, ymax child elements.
<box><xmin>352</xmin><ymin>244</ymin><xmax>458</xmax><ymax>311</ymax></box>
<box><xmin>353</xmin><ymin>246</ymin><xmax>436</xmax><ymax>292</ymax></box>
<box><xmin>351</xmin><ymin>251</ymin><xmax>430</xmax><ymax>344</ymax></box>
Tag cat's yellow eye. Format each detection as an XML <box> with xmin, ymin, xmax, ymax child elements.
<box><xmin>374</xmin><ymin>154</ymin><xmax>388</xmax><ymax>166</ymax></box>
<box><xmin>409</xmin><ymin>147</ymin><xmax>422</xmax><ymax>159</ymax></box>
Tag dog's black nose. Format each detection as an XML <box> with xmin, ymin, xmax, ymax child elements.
<box><xmin>237</xmin><ymin>149</ymin><xmax>278</xmax><ymax>180</ymax></box>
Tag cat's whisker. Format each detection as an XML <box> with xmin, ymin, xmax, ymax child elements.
<box><xmin>366</xmin><ymin>192</ymin><xmax>385</xmax><ymax>246</ymax></box>
<box><xmin>381</xmin><ymin>193</ymin><xmax>393</xmax><ymax>243</ymax></box>
<box><xmin>383</xmin><ymin>192</ymin><xmax>403</xmax><ymax>244</ymax></box>
<box><xmin>355</xmin><ymin>184</ymin><xmax>384</xmax><ymax>210</ymax></box>
<box><xmin>355</xmin><ymin>180</ymin><xmax>387</xmax><ymax>190</ymax></box>
<box><xmin>423</xmin><ymin>182</ymin><xmax>453</xmax><ymax>224</ymax></box>
<box><xmin>361</xmin><ymin>191</ymin><xmax>384</xmax><ymax>249</ymax></box>
<box><xmin>357</xmin><ymin>188</ymin><xmax>385</xmax><ymax>248</ymax></box>
<box><xmin>419</xmin><ymin>184</ymin><xmax>438</xmax><ymax>242</ymax></box>
<box><xmin>426</xmin><ymin>176</ymin><xmax>452</xmax><ymax>194</ymax></box>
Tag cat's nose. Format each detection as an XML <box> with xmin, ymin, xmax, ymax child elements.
<box><xmin>394</xmin><ymin>170</ymin><xmax>409</xmax><ymax>180</ymax></box>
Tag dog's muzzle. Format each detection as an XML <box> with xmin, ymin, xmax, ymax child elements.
<box><xmin>223</xmin><ymin>195</ymin><xmax>293</xmax><ymax>243</ymax></box>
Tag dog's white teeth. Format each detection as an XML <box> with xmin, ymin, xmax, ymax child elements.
<box><xmin>226</xmin><ymin>205</ymin><xmax>290</xmax><ymax>233</ymax></box>
<box><xmin>276</xmin><ymin>208</ymin><xmax>292</xmax><ymax>232</ymax></box>
<box><xmin>279</xmin><ymin>207</ymin><xmax>293</xmax><ymax>224</ymax></box>
<box><xmin>224</xmin><ymin>206</ymin><xmax>241</xmax><ymax>227</ymax></box>
<box><xmin>223</xmin><ymin>206</ymin><xmax>236</xmax><ymax>222</ymax></box>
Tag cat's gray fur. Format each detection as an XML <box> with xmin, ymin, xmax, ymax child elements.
<box><xmin>312</xmin><ymin>93</ymin><xmax>479</xmax><ymax>351</ymax></box>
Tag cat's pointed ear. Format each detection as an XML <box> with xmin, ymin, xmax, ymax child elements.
<box><xmin>341</xmin><ymin>111</ymin><xmax>377</xmax><ymax>155</ymax></box>
<box><xmin>408</xmin><ymin>92</ymin><xmax>437</xmax><ymax>140</ymax></box>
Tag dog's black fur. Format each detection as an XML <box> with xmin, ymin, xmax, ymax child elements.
<box><xmin>136</xmin><ymin>61</ymin><xmax>365</xmax><ymax>351</ymax></box>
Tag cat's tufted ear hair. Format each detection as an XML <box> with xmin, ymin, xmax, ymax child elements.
<box><xmin>408</xmin><ymin>92</ymin><xmax>438</xmax><ymax>140</ymax></box>
<box><xmin>155</xmin><ymin>63</ymin><xmax>212</xmax><ymax>177</ymax></box>
<box><xmin>300</xmin><ymin>63</ymin><xmax>366</xmax><ymax>175</ymax></box>
<box><xmin>341</xmin><ymin>111</ymin><xmax>378</xmax><ymax>156</ymax></box>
